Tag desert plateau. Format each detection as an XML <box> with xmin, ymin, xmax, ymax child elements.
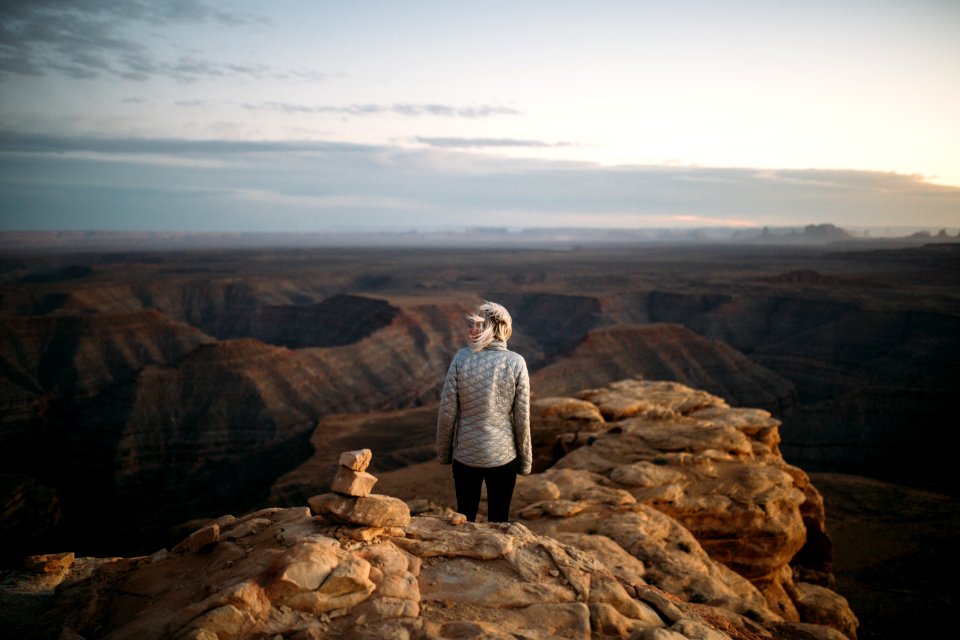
<box><xmin>1</xmin><ymin>236</ymin><xmax>958</xmax><ymax>639</ymax></box>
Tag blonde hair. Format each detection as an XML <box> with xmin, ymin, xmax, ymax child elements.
<box><xmin>467</xmin><ymin>301</ymin><xmax>513</xmax><ymax>352</ymax></box>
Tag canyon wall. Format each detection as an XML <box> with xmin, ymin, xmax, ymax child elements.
<box><xmin>1</xmin><ymin>243</ymin><xmax>956</xmax><ymax>562</ymax></box>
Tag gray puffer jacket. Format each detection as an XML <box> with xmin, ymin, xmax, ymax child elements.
<box><xmin>436</xmin><ymin>340</ymin><xmax>532</xmax><ymax>474</ymax></box>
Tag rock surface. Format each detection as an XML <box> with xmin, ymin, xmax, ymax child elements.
<box><xmin>5</xmin><ymin>379</ymin><xmax>859</xmax><ymax>640</ymax></box>
<box><xmin>513</xmin><ymin>380</ymin><xmax>828</xmax><ymax>624</ymax></box>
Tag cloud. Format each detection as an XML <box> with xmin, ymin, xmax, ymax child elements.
<box><xmin>391</xmin><ymin>104</ymin><xmax>521</xmax><ymax>118</ymax></box>
<box><xmin>1</xmin><ymin>132</ymin><xmax>958</xmax><ymax>232</ymax></box>
<box><xmin>416</xmin><ymin>137</ymin><xmax>567</xmax><ymax>148</ymax></box>
<box><xmin>0</xmin><ymin>131</ymin><xmax>374</xmax><ymax>156</ymax></box>
<box><xmin>768</xmin><ymin>169</ymin><xmax>957</xmax><ymax>194</ymax></box>
<box><xmin>239</xmin><ymin>102</ymin><xmax>521</xmax><ymax>118</ymax></box>
<box><xmin>0</xmin><ymin>0</ymin><xmax>305</xmax><ymax>82</ymax></box>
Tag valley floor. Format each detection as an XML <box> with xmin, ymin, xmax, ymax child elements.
<box><xmin>804</xmin><ymin>473</ymin><xmax>957</xmax><ymax>640</ymax></box>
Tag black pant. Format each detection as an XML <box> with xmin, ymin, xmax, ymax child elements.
<box><xmin>452</xmin><ymin>458</ymin><xmax>518</xmax><ymax>523</ymax></box>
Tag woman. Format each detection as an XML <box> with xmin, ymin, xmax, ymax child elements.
<box><xmin>436</xmin><ymin>301</ymin><xmax>531</xmax><ymax>523</ymax></box>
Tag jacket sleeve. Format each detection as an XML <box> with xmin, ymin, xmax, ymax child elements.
<box><xmin>512</xmin><ymin>358</ymin><xmax>532</xmax><ymax>474</ymax></box>
<box><xmin>436</xmin><ymin>354</ymin><xmax>460</xmax><ymax>464</ymax></box>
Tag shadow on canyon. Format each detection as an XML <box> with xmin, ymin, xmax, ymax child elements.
<box><xmin>1</xmin><ymin>241</ymin><xmax>958</xmax><ymax>638</ymax></box>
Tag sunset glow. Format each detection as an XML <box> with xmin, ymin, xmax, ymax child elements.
<box><xmin>1</xmin><ymin>0</ymin><xmax>958</xmax><ymax>231</ymax></box>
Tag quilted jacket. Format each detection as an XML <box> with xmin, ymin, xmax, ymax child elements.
<box><xmin>436</xmin><ymin>340</ymin><xmax>532</xmax><ymax>474</ymax></box>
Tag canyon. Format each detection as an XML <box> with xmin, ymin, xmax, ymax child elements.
<box><xmin>1</xmin><ymin>241</ymin><xmax>957</xmax><ymax>638</ymax></box>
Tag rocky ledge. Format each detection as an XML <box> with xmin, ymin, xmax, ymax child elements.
<box><xmin>5</xmin><ymin>380</ymin><xmax>857</xmax><ymax>640</ymax></box>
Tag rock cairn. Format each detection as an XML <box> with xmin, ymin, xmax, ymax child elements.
<box><xmin>308</xmin><ymin>449</ymin><xmax>411</xmax><ymax>532</ymax></box>
<box><xmin>332</xmin><ymin>448</ymin><xmax>378</xmax><ymax>497</ymax></box>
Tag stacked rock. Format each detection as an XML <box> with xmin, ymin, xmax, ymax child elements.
<box><xmin>308</xmin><ymin>449</ymin><xmax>411</xmax><ymax>532</ymax></box>
<box><xmin>331</xmin><ymin>448</ymin><xmax>378</xmax><ymax>497</ymax></box>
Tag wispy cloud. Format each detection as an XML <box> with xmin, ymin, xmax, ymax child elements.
<box><xmin>0</xmin><ymin>132</ymin><xmax>374</xmax><ymax>156</ymax></box>
<box><xmin>768</xmin><ymin>169</ymin><xmax>956</xmax><ymax>194</ymax></box>
<box><xmin>238</xmin><ymin>102</ymin><xmax>521</xmax><ymax>118</ymax></box>
<box><xmin>416</xmin><ymin>137</ymin><xmax>567</xmax><ymax>148</ymax></box>
<box><xmin>0</xmin><ymin>0</ymin><xmax>318</xmax><ymax>82</ymax></box>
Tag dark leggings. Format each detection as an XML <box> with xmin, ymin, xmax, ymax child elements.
<box><xmin>452</xmin><ymin>458</ymin><xmax>518</xmax><ymax>523</ymax></box>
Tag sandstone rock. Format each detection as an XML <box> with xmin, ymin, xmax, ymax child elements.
<box><xmin>774</xmin><ymin>622</ymin><xmax>852</xmax><ymax>640</ymax></box>
<box><xmin>187</xmin><ymin>603</ymin><xmax>253</xmax><ymax>638</ymax></box>
<box><xmin>434</xmin><ymin>620</ymin><xmax>521</xmax><ymax>640</ymax></box>
<box><xmin>27</xmin><ymin>380</ymin><xmax>856</xmax><ymax>640</ymax></box>
<box><xmin>404</xmin><ymin>499</ymin><xmax>466</xmax><ymax>525</ymax></box>
<box><xmin>318</xmin><ymin>555</ymin><xmax>374</xmax><ymax>598</ymax></box>
<box><xmin>632</xmin><ymin>629</ymin><xmax>689</xmax><ymax>640</ymax></box>
<box><xmin>530</xmin><ymin>397</ymin><xmax>607</xmax><ymax>471</ymax></box>
<box><xmin>268</xmin><ymin>541</ymin><xmax>342</xmax><ymax>600</ymax></box>
<box><xmin>514</xmin><ymin>475</ymin><xmax>561</xmax><ymax>506</ymax></box>
<box><xmin>376</xmin><ymin>572</ymin><xmax>419</xmax><ymax>602</ymax></box>
<box><xmin>794</xmin><ymin>582</ymin><xmax>859</xmax><ymax>640</ymax></box>
<box><xmin>181</xmin><ymin>630</ymin><xmax>219</xmax><ymax>640</ymax></box>
<box><xmin>518</xmin><ymin>499</ymin><xmax>589</xmax><ymax>519</ymax></box>
<box><xmin>23</xmin><ymin>552</ymin><xmax>74</xmax><ymax>575</ymax></box>
<box><xmin>577</xmin><ymin>379</ymin><xmax>726</xmax><ymax>421</ymax></box>
<box><xmin>309</xmin><ymin>493</ymin><xmax>411</xmax><ymax>528</ymax></box>
<box><xmin>339</xmin><ymin>448</ymin><xmax>373</xmax><ymax>472</ymax></box>
<box><xmin>282</xmin><ymin>557</ymin><xmax>379</xmax><ymax>614</ymax></box>
<box><xmin>670</xmin><ymin>618</ymin><xmax>734</xmax><ymax>640</ymax></box>
<box><xmin>420</xmin><ymin>554</ymin><xmax>573</xmax><ymax>607</ymax></box>
<box><xmin>494</xmin><ymin>602</ymin><xmax>593</xmax><ymax>638</ymax></box>
<box><xmin>332</xmin><ymin>467</ymin><xmax>378</xmax><ymax>498</ymax></box>
<box><xmin>337</xmin><ymin>526</ymin><xmax>385</xmax><ymax>542</ymax></box>
<box><xmin>221</xmin><ymin>517</ymin><xmax>272</xmax><ymax>540</ymax></box>
<box><xmin>357</xmin><ymin>542</ymin><xmax>416</xmax><ymax>577</ymax></box>
<box><xmin>395</xmin><ymin>519</ymin><xmax>514</xmax><ymax>560</ymax></box>
<box><xmin>172</xmin><ymin>523</ymin><xmax>220</xmax><ymax>554</ymax></box>
<box><xmin>514</xmin><ymin>380</ymin><xmax>854</xmax><ymax>639</ymax></box>
<box><xmin>591</xmin><ymin>602</ymin><xmax>649</xmax><ymax>637</ymax></box>
<box><xmin>535</xmin><ymin>396</ymin><xmax>606</xmax><ymax>424</ymax></box>
<box><xmin>350</xmin><ymin>596</ymin><xmax>420</xmax><ymax>625</ymax></box>
<box><xmin>551</xmin><ymin>532</ymin><xmax>647</xmax><ymax>587</ymax></box>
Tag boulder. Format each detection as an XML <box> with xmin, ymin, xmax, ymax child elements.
<box><xmin>23</xmin><ymin>552</ymin><xmax>75</xmax><ymax>575</ymax></box>
<box><xmin>172</xmin><ymin>523</ymin><xmax>220</xmax><ymax>554</ymax></box>
<box><xmin>339</xmin><ymin>449</ymin><xmax>373</xmax><ymax>472</ymax></box>
<box><xmin>331</xmin><ymin>467</ymin><xmax>378</xmax><ymax>497</ymax></box>
<box><xmin>309</xmin><ymin>493</ymin><xmax>411</xmax><ymax>528</ymax></box>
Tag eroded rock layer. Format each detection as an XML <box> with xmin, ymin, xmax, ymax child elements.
<box><xmin>532</xmin><ymin>324</ymin><xmax>797</xmax><ymax>414</ymax></box>
<box><xmin>12</xmin><ymin>379</ymin><xmax>857</xmax><ymax>640</ymax></box>
<box><xmin>513</xmin><ymin>380</ymin><xmax>845</xmax><ymax>633</ymax></box>
<box><xmin>0</xmin><ymin>297</ymin><xmax>468</xmax><ymax>558</ymax></box>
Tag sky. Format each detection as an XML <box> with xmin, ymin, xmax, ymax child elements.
<box><xmin>1</xmin><ymin>0</ymin><xmax>958</xmax><ymax>233</ymax></box>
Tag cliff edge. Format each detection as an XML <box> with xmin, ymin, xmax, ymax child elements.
<box><xmin>3</xmin><ymin>380</ymin><xmax>856</xmax><ymax>640</ymax></box>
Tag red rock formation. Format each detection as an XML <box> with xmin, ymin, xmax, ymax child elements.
<box><xmin>511</xmin><ymin>379</ymin><xmax>856</xmax><ymax>638</ymax></box>
<box><xmin>3</xmin><ymin>380</ymin><xmax>857</xmax><ymax>640</ymax></box>
<box><xmin>0</xmin><ymin>310</ymin><xmax>214</xmax><ymax>559</ymax></box>
<box><xmin>532</xmin><ymin>324</ymin><xmax>798</xmax><ymax>414</ymax></box>
<box><xmin>0</xmin><ymin>299</ymin><xmax>468</xmax><ymax>557</ymax></box>
<box><xmin>0</xmin><ymin>310</ymin><xmax>213</xmax><ymax>400</ymax></box>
